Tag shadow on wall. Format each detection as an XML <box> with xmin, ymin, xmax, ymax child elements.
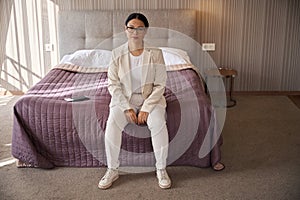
<box><xmin>0</xmin><ymin>0</ymin><xmax>59</xmax><ymax>93</ymax></box>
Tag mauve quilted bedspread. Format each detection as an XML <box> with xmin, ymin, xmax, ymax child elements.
<box><xmin>12</xmin><ymin>65</ymin><xmax>222</xmax><ymax>169</ymax></box>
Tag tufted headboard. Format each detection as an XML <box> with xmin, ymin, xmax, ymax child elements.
<box><xmin>58</xmin><ymin>10</ymin><xmax>197</xmax><ymax>59</ymax></box>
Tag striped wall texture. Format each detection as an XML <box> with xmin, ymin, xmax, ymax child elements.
<box><xmin>1</xmin><ymin>0</ymin><xmax>299</xmax><ymax>92</ymax></box>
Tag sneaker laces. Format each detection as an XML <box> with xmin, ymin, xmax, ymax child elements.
<box><xmin>101</xmin><ymin>169</ymin><xmax>115</xmax><ymax>181</ymax></box>
<box><xmin>158</xmin><ymin>169</ymin><xmax>168</xmax><ymax>180</ymax></box>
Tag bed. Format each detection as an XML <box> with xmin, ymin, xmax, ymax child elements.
<box><xmin>11</xmin><ymin>10</ymin><xmax>223</xmax><ymax>169</ymax></box>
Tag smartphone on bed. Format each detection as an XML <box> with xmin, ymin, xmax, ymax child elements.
<box><xmin>64</xmin><ymin>96</ymin><xmax>90</xmax><ymax>102</ymax></box>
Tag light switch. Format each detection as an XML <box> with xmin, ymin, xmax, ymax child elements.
<box><xmin>202</xmin><ymin>43</ymin><xmax>215</xmax><ymax>51</ymax></box>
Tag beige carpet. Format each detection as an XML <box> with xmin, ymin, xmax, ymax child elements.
<box><xmin>0</xmin><ymin>95</ymin><xmax>299</xmax><ymax>200</ymax></box>
<box><xmin>288</xmin><ymin>95</ymin><xmax>300</xmax><ymax>109</ymax></box>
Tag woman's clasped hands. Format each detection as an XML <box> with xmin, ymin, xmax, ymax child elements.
<box><xmin>124</xmin><ymin>109</ymin><xmax>149</xmax><ymax>125</ymax></box>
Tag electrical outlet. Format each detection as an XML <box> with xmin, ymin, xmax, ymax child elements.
<box><xmin>45</xmin><ymin>44</ymin><xmax>53</xmax><ymax>52</ymax></box>
<box><xmin>202</xmin><ymin>43</ymin><xmax>215</xmax><ymax>51</ymax></box>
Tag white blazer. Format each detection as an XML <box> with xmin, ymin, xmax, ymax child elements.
<box><xmin>107</xmin><ymin>42</ymin><xmax>167</xmax><ymax>113</ymax></box>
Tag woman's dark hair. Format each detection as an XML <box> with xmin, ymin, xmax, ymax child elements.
<box><xmin>125</xmin><ymin>13</ymin><xmax>149</xmax><ymax>27</ymax></box>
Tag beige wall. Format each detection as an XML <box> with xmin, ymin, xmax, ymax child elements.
<box><xmin>1</xmin><ymin>0</ymin><xmax>299</xmax><ymax>92</ymax></box>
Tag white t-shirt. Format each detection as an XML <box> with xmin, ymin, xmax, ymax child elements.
<box><xmin>129</xmin><ymin>52</ymin><xmax>143</xmax><ymax>94</ymax></box>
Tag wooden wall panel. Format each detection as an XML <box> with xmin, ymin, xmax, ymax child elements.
<box><xmin>197</xmin><ymin>0</ymin><xmax>299</xmax><ymax>91</ymax></box>
<box><xmin>239</xmin><ymin>0</ymin><xmax>266</xmax><ymax>91</ymax></box>
<box><xmin>260</xmin><ymin>0</ymin><xmax>287</xmax><ymax>91</ymax></box>
<box><xmin>281</xmin><ymin>0</ymin><xmax>300</xmax><ymax>91</ymax></box>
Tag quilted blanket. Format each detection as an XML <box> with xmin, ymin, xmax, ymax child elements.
<box><xmin>12</xmin><ymin>64</ymin><xmax>222</xmax><ymax>169</ymax></box>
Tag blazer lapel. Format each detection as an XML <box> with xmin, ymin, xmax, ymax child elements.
<box><xmin>120</xmin><ymin>43</ymin><xmax>132</xmax><ymax>95</ymax></box>
<box><xmin>141</xmin><ymin>48</ymin><xmax>151</xmax><ymax>88</ymax></box>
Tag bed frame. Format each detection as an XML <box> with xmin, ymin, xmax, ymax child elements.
<box><xmin>57</xmin><ymin>10</ymin><xmax>222</xmax><ymax>169</ymax></box>
<box><xmin>12</xmin><ymin>9</ymin><xmax>222</xmax><ymax>169</ymax></box>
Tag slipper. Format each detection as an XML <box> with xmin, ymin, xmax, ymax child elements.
<box><xmin>212</xmin><ymin>162</ymin><xmax>225</xmax><ymax>171</ymax></box>
<box><xmin>16</xmin><ymin>160</ymin><xmax>35</xmax><ymax>168</ymax></box>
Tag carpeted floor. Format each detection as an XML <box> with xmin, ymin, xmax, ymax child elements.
<box><xmin>288</xmin><ymin>95</ymin><xmax>300</xmax><ymax>109</ymax></box>
<box><xmin>0</xmin><ymin>95</ymin><xmax>299</xmax><ymax>200</ymax></box>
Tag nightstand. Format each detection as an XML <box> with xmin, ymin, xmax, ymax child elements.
<box><xmin>205</xmin><ymin>67</ymin><xmax>238</xmax><ymax>107</ymax></box>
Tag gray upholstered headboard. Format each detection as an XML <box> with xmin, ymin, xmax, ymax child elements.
<box><xmin>58</xmin><ymin>10</ymin><xmax>197</xmax><ymax>59</ymax></box>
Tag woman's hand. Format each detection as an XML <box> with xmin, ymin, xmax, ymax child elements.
<box><xmin>138</xmin><ymin>111</ymin><xmax>149</xmax><ymax>125</ymax></box>
<box><xmin>124</xmin><ymin>109</ymin><xmax>138</xmax><ymax>124</ymax></box>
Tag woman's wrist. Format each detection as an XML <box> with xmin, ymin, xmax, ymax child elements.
<box><xmin>125</xmin><ymin>108</ymin><xmax>134</xmax><ymax>113</ymax></box>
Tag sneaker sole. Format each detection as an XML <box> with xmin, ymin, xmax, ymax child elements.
<box><xmin>158</xmin><ymin>182</ymin><xmax>171</xmax><ymax>189</ymax></box>
<box><xmin>98</xmin><ymin>175</ymin><xmax>119</xmax><ymax>190</ymax></box>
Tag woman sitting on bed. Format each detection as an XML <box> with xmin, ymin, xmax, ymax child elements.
<box><xmin>98</xmin><ymin>13</ymin><xmax>171</xmax><ymax>189</ymax></box>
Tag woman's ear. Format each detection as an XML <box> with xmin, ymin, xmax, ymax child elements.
<box><xmin>124</xmin><ymin>25</ymin><xmax>127</xmax><ymax>31</ymax></box>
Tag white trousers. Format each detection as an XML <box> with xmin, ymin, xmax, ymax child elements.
<box><xmin>105</xmin><ymin>101</ymin><xmax>169</xmax><ymax>170</ymax></box>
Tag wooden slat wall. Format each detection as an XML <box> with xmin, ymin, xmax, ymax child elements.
<box><xmin>1</xmin><ymin>0</ymin><xmax>299</xmax><ymax>92</ymax></box>
<box><xmin>198</xmin><ymin>0</ymin><xmax>300</xmax><ymax>91</ymax></box>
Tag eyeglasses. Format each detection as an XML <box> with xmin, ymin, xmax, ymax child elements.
<box><xmin>126</xmin><ymin>26</ymin><xmax>146</xmax><ymax>34</ymax></box>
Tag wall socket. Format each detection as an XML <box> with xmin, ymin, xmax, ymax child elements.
<box><xmin>45</xmin><ymin>44</ymin><xmax>53</xmax><ymax>52</ymax></box>
<box><xmin>202</xmin><ymin>43</ymin><xmax>215</xmax><ymax>51</ymax></box>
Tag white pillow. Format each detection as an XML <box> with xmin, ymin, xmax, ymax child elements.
<box><xmin>159</xmin><ymin>47</ymin><xmax>191</xmax><ymax>65</ymax></box>
<box><xmin>60</xmin><ymin>47</ymin><xmax>191</xmax><ymax>67</ymax></box>
<box><xmin>60</xmin><ymin>49</ymin><xmax>112</xmax><ymax>67</ymax></box>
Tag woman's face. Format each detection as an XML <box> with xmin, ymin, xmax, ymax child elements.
<box><xmin>125</xmin><ymin>18</ymin><xmax>147</xmax><ymax>43</ymax></box>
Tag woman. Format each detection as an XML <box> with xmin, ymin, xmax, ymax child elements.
<box><xmin>98</xmin><ymin>13</ymin><xmax>171</xmax><ymax>189</ymax></box>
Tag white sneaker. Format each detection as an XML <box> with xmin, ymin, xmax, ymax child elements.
<box><xmin>156</xmin><ymin>169</ymin><xmax>171</xmax><ymax>189</ymax></box>
<box><xmin>98</xmin><ymin>168</ymin><xmax>119</xmax><ymax>189</ymax></box>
